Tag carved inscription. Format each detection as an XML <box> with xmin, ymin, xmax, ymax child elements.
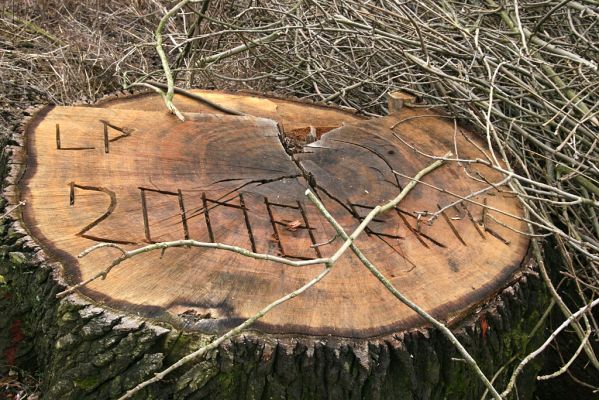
<box><xmin>349</xmin><ymin>202</ymin><xmax>403</xmax><ymax>240</ymax></box>
<box><xmin>69</xmin><ymin>182</ymin><xmax>134</xmax><ymax>244</ymax></box>
<box><xmin>139</xmin><ymin>187</ymin><xmax>189</xmax><ymax>243</ymax></box>
<box><xmin>26</xmin><ymin>101</ymin><xmax>532</xmax><ymax>338</ymax></box>
<box><xmin>70</xmin><ymin>179</ymin><xmax>504</xmax><ymax>257</ymax></box>
<box><xmin>102</xmin><ymin>120</ymin><xmax>132</xmax><ymax>153</ymax></box>
<box><xmin>56</xmin><ymin>120</ymin><xmax>132</xmax><ymax>152</ymax></box>
<box><xmin>264</xmin><ymin>199</ymin><xmax>322</xmax><ymax>259</ymax></box>
<box><xmin>59</xmin><ymin>113</ymin><xmax>504</xmax><ymax>256</ymax></box>
<box><xmin>200</xmin><ymin>193</ymin><xmax>252</xmax><ymax>245</ymax></box>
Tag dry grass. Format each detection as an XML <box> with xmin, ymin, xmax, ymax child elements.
<box><xmin>0</xmin><ymin>1</ymin><xmax>160</xmax><ymax>131</ymax></box>
<box><xmin>0</xmin><ymin>367</ymin><xmax>40</xmax><ymax>399</ymax></box>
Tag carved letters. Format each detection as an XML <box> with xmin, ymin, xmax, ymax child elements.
<box><xmin>69</xmin><ymin>182</ymin><xmax>135</xmax><ymax>244</ymax></box>
<box><xmin>70</xmin><ymin>181</ymin><xmax>494</xmax><ymax>252</ymax></box>
<box><xmin>61</xmin><ymin>120</ymin><xmax>498</xmax><ymax>253</ymax></box>
<box><xmin>56</xmin><ymin>120</ymin><xmax>132</xmax><ymax>152</ymax></box>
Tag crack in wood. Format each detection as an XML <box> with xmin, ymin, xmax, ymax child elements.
<box><xmin>350</xmin><ymin>202</ymin><xmax>403</xmax><ymax>241</ymax></box>
<box><xmin>183</xmin><ymin>174</ymin><xmax>301</xmax><ymax>220</ymax></box>
<box><xmin>480</xmin><ymin>198</ymin><xmax>509</xmax><ymax>245</ymax></box>
<box><xmin>484</xmin><ymin>226</ymin><xmax>511</xmax><ymax>245</ymax></box>
<box><xmin>272</xmin><ymin>220</ymin><xmax>314</xmax><ymax>230</ymax></box>
<box><xmin>375</xmin><ymin>235</ymin><xmax>417</xmax><ymax>270</ymax></box>
<box><xmin>140</xmin><ymin>188</ymin><xmax>151</xmax><ymax>242</ymax></box>
<box><xmin>330</xmin><ymin>138</ymin><xmax>402</xmax><ymax>189</ymax></box>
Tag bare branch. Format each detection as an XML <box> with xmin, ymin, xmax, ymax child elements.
<box><xmin>501</xmin><ymin>298</ymin><xmax>599</xmax><ymax>398</ymax></box>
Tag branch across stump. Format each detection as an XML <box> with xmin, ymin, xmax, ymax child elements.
<box><xmin>9</xmin><ymin>90</ymin><xmax>537</xmax><ymax>399</ymax></box>
<box><xmin>21</xmin><ymin>91</ymin><xmax>529</xmax><ymax>338</ymax></box>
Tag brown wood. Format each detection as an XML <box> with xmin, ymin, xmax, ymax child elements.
<box><xmin>19</xmin><ymin>90</ymin><xmax>529</xmax><ymax>339</ymax></box>
<box><xmin>387</xmin><ymin>91</ymin><xmax>416</xmax><ymax>113</ymax></box>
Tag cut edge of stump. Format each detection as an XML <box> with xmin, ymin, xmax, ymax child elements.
<box><xmin>4</xmin><ymin>89</ymin><xmax>535</xmax><ymax>345</ymax></box>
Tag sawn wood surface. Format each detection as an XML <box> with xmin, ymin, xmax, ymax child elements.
<box><xmin>20</xmin><ymin>91</ymin><xmax>529</xmax><ymax>338</ymax></box>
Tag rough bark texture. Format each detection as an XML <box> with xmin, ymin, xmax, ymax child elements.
<box><xmin>0</xmin><ymin>240</ymin><xmax>548</xmax><ymax>399</ymax></box>
<box><xmin>0</xmin><ymin>91</ymin><xmax>550</xmax><ymax>399</ymax></box>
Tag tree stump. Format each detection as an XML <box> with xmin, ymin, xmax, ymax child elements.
<box><xmin>0</xmin><ymin>90</ymin><xmax>548</xmax><ymax>399</ymax></box>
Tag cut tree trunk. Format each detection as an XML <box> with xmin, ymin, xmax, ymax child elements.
<box><xmin>0</xmin><ymin>90</ymin><xmax>549</xmax><ymax>399</ymax></box>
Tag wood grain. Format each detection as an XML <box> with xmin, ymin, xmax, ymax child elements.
<box><xmin>20</xmin><ymin>91</ymin><xmax>529</xmax><ymax>338</ymax></box>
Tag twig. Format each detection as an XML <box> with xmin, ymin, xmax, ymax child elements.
<box><xmin>9</xmin><ymin>1</ymin><xmax>599</xmax><ymax>396</ymax></box>
<box><xmin>305</xmin><ymin>153</ymin><xmax>504</xmax><ymax>400</ymax></box>
<box><xmin>145</xmin><ymin>80</ymin><xmax>245</xmax><ymax>116</ymax></box>
<box><xmin>536</xmin><ymin>325</ymin><xmax>591</xmax><ymax>381</ymax></box>
<box><xmin>201</xmin><ymin>31</ymin><xmax>284</xmax><ymax>65</ymax></box>
<box><xmin>1</xmin><ymin>10</ymin><xmax>66</xmax><ymax>46</ymax></box>
<box><xmin>556</xmin><ymin>165</ymin><xmax>599</xmax><ymax>197</ymax></box>
<box><xmin>306</xmin><ymin>191</ymin><xmax>503</xmax><ymax>400</ymax></box>
<box><xmin>76</xmin><ymin>153</ymin><xmax>495</xmax><ymax>399</ymax></box>
<box><xmin>390</xmin><ymin>134</ymin><xmax>599</xmax><ymax>208</ymax></box>
<box><xmin>56</xmin><ymin>240</ymin><xmax>329</xmax><ymax>298</ymax></box>
<box><xmin>501</xmin><ymin>298</ymin><xmax>599</xmax><ymax>398</ymax></box>
<box><xmin>427</xmin><ymin>175</ymin><xmax>512</xmax><ymax>223</ymax></box>
<box><xmin>481</xmin><ymin>299</ymin><xmax>556</xmax><ymax>400</ymax></box>
<box><xmin>0</xmin><ymin>201</ymin><xmax>25</xmax><ymax>220</ymax></box>
<box><xmin>154</xmin><ymin>0</ymin><xmax>202</xmax><ymax>120</ymax></box>
<box><xmin>529</xmin><ymin>235</ymin><xmax>599</xmax><ymax>369</ymax></box>
<box><xmin>311</xmin><ymin>234</ymin><xmax>337</xmax><ymax>248</ymax></box>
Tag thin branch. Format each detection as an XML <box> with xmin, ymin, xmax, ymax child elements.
<box><xmin>305</xmin><ymin>187</ymin><xmax>503</xmax><ymax>400</ymax></box>
<box><xmin>0</xmin><ymin>201</ymin><xmax>25</xmax><ymax>220</ymax></box>
<box><xmin>201</xmin><ymin>30</ymin><xmax>284</xmax><ymax>65</ymax></box>
<box><xmin>56</xmin><ymin>240</ymin><xmax>329</xmax><ymax>298</ymax></box>
<box><xmin>77</xmin><ymin>154</ymin><xmax>480</xmax><ymax>399</ymax></box>
<box><xmin>154</xmin><ymin>0</ymin><xmax>202</xmax><ymax>120</ymax></box>
<box><xmin>145</xmin><ymin>80</ymin><xmax>245</xmax><ymax>116</ymax></box>
<box><xmin>501</xmin><ymin>298</ymin><xmax>599</xmax><ymax>398</ymax></box>
<box><xmin>428</xmin><ymin>175</ymin><xmax>512</xmax><ymax>223</ymax></box>
<box><xmin>536</xmin><ymin>325</ymin><xmax>591</xmax><ymax>381</ymax></box>
<box><xmin>304</xmin><ymin>153</ymin><xmax>503</xmax><ymax>400</ymax></box>
<box><xmin>311</xmin><ymin>234</ymin><xmax>337</xmax><ymax>248</ymax></box>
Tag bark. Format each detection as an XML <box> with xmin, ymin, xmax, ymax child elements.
<box><xmin>0</xmin><ymin>239</ymin><xmax>548</xmax><ymax>399</ymax></box>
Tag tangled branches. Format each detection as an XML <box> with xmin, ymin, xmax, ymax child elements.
<box><xmin>0</xmin><ymin>0</ymin><xmax>162</xmax><ymax>136</ymax></box>
<box><xmin>134</xmin><ymin>0</ymin><xmax>599</xmax><ymax>391</ymax></box>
